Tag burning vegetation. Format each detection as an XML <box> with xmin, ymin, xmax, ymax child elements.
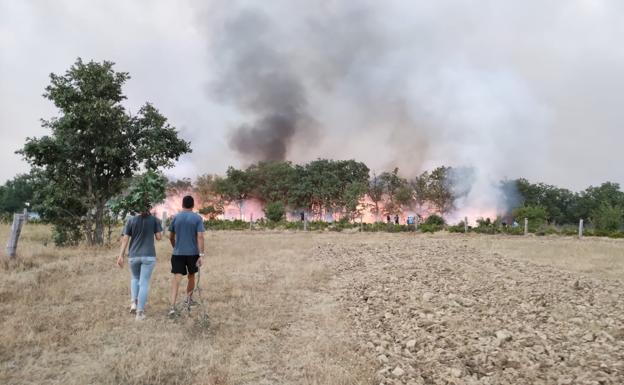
<box><xmin>153</xmin><ymin>159</ymin><xmax>624</xmax><ymax>234</ymax></box>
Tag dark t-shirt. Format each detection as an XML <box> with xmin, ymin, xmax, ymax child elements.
<box><xmin>168</xmin><ymin>211</ymin><xmax>205</xmax><ymax>256</ymax></box>
<box><xmin>123</xmin><ymin>215</ymin><xmax>163</xmax><ymax>257</ymax></box>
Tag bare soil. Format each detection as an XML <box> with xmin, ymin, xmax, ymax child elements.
<box><xmin>1</xmin><ymin>226</ymin><xmax>623</xmax><ymax>384</ymax></box>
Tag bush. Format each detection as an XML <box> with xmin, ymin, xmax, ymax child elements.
<box><xmin>419</xmin><ymin>223</ymin><xmax>442</xmax><ymax>233</ymax></box>
<box><xmin>264</xmin><ymin>202</ymin><xmax>285</xmax><ymax>222</ymax></box>
<box><xmin>447</xmin><ymin>223</ymin><xmax>466</xmax><ymax>233</ymax></box>
<box><xmin>590</xmin><ymin>203</ymin><xmax>622</xmax><ymax>232</ymax></box>
<box><xmin>512</xmin><ymin>205</ymin><xmax>547</xmax><ymax>232</ymax></box>
<box><xmin>204</xmin><ymin>219</ymin><xmax>249</xmax><ymax>230</ymax></box>
<box><xmin>424</xmin><ymin>214</ymin><xmax>445</xmax><ymax>226</ymax></box>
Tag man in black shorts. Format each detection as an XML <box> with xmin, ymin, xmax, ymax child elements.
<box><xmin>168</xmin><ymin>195</ymin><xmax>205</xmax><ymax>315</ymax></box>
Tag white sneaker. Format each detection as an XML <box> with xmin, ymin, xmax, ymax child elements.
<box><xmin>130</xmin><ymin>301</ymin><xmax>137</xmax><ymax>314</ymax></box>
<box><xmin>135</xmin><ymin>311</ymin><xmax>146</xmax><ymax>321</ymax></box>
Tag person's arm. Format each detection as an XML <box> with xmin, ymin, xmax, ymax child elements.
<box><xmin>196</xmin><ymin>231</ymin><xmax>205</xmax><ymax>267</ymax></box>
<box><xmin>117</xmin><ymin>235</ymin><xmax>130</xmax><ymax>267</ymax></box>
<box><xmin>155</xmin><ymin>218</ymin><xmax>163</xmax><ymax>241</ymax></box>
<box><xmin>169</xmin><ymin>231</ymin><xmax>176</xmax><ymax>248</ymax></box>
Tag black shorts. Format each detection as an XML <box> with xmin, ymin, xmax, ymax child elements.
<box><xmin>171</xmin><ymin>255</ymin><xmax>199</xmax><ymax>275</ymax></box>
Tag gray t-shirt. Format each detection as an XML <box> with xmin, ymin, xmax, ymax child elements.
<box><xmin>168</xmin><ymin>211</ymin><xmax>205</xmax><ymax>256</ymax></box>
<box><xmin>123</xmin><ymin>215</ymin><xmax>163</xmax><ymax>257</ymax></box>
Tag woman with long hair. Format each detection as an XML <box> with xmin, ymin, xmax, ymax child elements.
<box><xmin>117</xmin><ymin>210</ymin><xmax>163</xmax><ymax>320</ymax></box>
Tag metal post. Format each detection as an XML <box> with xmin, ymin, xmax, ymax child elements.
<box><xmin>360</xmin><ymin>215</ymin><xmax>363</xmax><ymax>232</ymax></box>
<box><xmin>250</xmin><ymin>213</ymin><xmax>253</xmax><ymax>230</ymax></box>
<box><xmin>162</xmin><ymin>211</ymin><xmax>167</xmax><ymax>236</ymax></box>
<box><xmin>6</xmin><ymin>213</ymin><xmax>25</xmax><ymax>258</ymax></box>
<box><xmin>464</xmin><ymin>216</ymin><xmax>468</xmax><ymax>233</ymax></box>
<box><xmin>304</xmin><ymin>213</ymin><xmax>308</xmax><ymax>231</ymax></box>
<box><xmin>23</xmin><ymin>208</ymin><xmax>28</xmax><ymax>223</ymax></box>
<box><xmin>524</xmin><ymin>218</ymin><xmax>529</xmax><ymax>236</ymax></box>
<box><xmin>578</xmin><ymin>219</ymin><xmax>584</xmax><ymax>239</ymax></box>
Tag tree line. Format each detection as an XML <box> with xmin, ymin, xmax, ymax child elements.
<box><xmin>159</xmin><ymin>160</ymin><xmax>624</xmax><ymax>232</ymax></box>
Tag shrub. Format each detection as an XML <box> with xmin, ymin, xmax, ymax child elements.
<box><xmin>512</xmin><ymin>205</ymin><xmax>547</xmax><ymax>232</ymax></box>
<box><xmin>419</xmin><ymin>223</ymin><xmax>443</xmax><ymax>233</ymax></box>
<box><xmin>204</xmin><ymin>219</ymin><xmax>249</xmax><ymax>230</ymax></box>
<box><xmin>264</xmin><ymin>202</ymin><xmax>285</xmax><ymax>222</ymax></box>
<box><xmin>590</xmin><ymin>203</ymin><xmax>623</xmax><ymax>232</ymax></box>
<box><xmin>424</xmin><ymin>214</ymin><xmax>445</xmax><ymax>226</ymax></box>
<box><xmin>447</xmin><ymin>223</ymin><xmax>466</xmax><ymax>233</ymax></box>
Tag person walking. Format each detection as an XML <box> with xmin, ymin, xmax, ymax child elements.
<box><xmin>168</xmin><ymin>195</ymin><xmax>206</xmax><ymax>316</ymax></box>
<box><xmin>117</xmin><ymin>211</ymin><xmax>163</xmax><ymax>321</ymax></box>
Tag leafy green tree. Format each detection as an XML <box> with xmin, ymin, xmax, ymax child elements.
<box><xmin>247</xmin><ymin>161</ymin><xmax>297</xmax><ymax>205</ymax></box>
<box><xmin>166</xmin><ymin>177</ymin><xmax>193</xmax><ymax>195</ymax></box>
<box><xmin>264</xmin><ymin>201</ymin><xmax>285</xmax><ymax>222</ymax></box>
<box><xmin>590</xmin><ymin>203</ymin><xmax>622</xmax><ymax>231</ymax></box>
<box><xmin>0</xmin><ymin>174</ymin><xmax>35</xmax><ymax>214</ymax></box>
<box><xmin>515</xmin><ymin>178</ymin><xmax>575</xmax><ymax>224</ymax></box>
<box><xmin>20</xmin><ymin>58</ymin><xmax>190</xmax><ymax>245</ymax></box>
<box><xmin>379</xmin><ymin>168</ymin><xmax>408</xmax><ymax>215</ymax></box>
<box><xmin>574</xmin><ymin>182</ymin><xmax>624</xmax><ymax>221</ymax></box>
<box><xmin>109</xmin><ymin>171</ymin><xmax>167</xmax><ymax>217</ymax></box>
<box><xmin>344</xmin><ymin>182</ymin><xmax>368</xmax><ymax>221</ymax></box>
<box><xmin>214</xmin><ymin>166</ymin><xmax>253</xmax><ymax>219</ymax></box>
<box><xmin>512</xmin><ymin>205</ymin><xmax>547</xmax><ymax>232</ymax></box>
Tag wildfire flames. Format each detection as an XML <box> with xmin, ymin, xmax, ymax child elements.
<box><xmin>153</xmin><ymin>192</ymin><xmax>501</xmax><ymax>225</ymax></box>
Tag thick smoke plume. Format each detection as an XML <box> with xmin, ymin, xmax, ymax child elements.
<box><xmin>199</xmin><ymin>0</ymin><xmax>621</xmax><ymax>220</ymax></box>
<box><xmin>210</xmin><ymin>9</ymin><xmax>315</xmax><ymax>161</ymax></box>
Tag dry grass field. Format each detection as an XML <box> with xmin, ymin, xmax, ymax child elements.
<box><xmin>1</xmin><ymin>225</ymin><xmax>623</xmax><ymax>384</ymax></box>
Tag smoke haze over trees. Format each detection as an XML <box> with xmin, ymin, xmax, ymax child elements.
<box><xmin>2</xmin><ymin>1</ymin><xmax>624</xmax><ymax>200</ymax></box>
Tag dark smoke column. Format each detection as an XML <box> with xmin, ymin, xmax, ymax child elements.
<box><xmin>210</xmin><ymin>9</ymin><xmax>315</xmax><ymax>161</ymax></box>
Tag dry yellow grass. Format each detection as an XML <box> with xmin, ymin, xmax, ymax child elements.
<box><xmin>0</xmin><ymin>225</ymin><xmax>374</xmax><ymax>385</ymax></box>
<box><xmin>462</xmin><ymin>233</ymin><xmax>624</xmax><ymax>280</ymax></box>
<box><xmin>1</xmin><ymin>225</ymin><xmax>623</xmax><ymax>384</ymax></box>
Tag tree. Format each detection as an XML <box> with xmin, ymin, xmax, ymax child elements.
<box><xmin>246</xmin><ymin>161</ymin><xmax>297</xmax><ymax>205</ymax></box>
<box><xmin>20</xmin><ymin>58</ymin><xmax>191</xmax><ymax>245</ymax></box>
<box><xmin>108</xmin><ymin>171</ymin><xmax>167</xmax><ymax>217</ymax></box>
<box><xmin>0</xmin><ymin>174</ymin><xmax>35</xmax><ymax>215</ymax></box>
<box><xmin>344</xmin><ymin>182</ymin><xmax>368</xmax><ymax>221</ymax></box>
<box><xmin>214</xmin><ymin>166</ymin><xmax>252</xmax><ymax>219</ymax></box>
<box><xmin>368</xmin><ymin>173</ymin><xmax>384</xmax><ymax>222</ymax></box>
<box><xmin>166</xmin><ymin>177</ymin><xmax>193</xmax><ymax>195</ymax></box>
<box><xmin>590</xmin><ymin>203</ymin><xmax>622</xmax><ymax>232</ymax></box>
<box><xmin>379</xmin><ymin>168</ymin><xmax>411</xmax><ymax>215</ymax></box>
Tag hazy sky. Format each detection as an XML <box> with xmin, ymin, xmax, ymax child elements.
<box><xmin>1</xmin><ymin>0</ymin><xmax>623</xmax><ymax>191</ymax></box>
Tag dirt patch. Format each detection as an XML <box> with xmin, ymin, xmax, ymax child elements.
<box><xmin>317</xmin><ymin>236</ymin><xmax>624</xmax><ymax>385</ymax></box>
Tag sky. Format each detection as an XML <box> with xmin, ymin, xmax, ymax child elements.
<box><xmin>1</xmin><ymin>0</ymin><xmax>623</xmax><ymax>191</ymax></box>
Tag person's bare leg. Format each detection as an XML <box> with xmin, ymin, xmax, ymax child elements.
<box><xmin>170</xmin><ymin>274</ymin><xmax>184</xmax><ymax>308</ymax></box>
<box><xmin>186</xmin><ymin>273</ymin><xmax>195</xmax><ymax>300</ymax></box>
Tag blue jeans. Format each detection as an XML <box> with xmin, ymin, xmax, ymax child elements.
<box><xmin>129</xmin><ymin>256</ymin><xmax>156</xmax><ymax>311</ymax></box>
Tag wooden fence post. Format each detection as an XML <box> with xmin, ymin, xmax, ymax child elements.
<box><xmin>578</xmin><ymin>219</ymin><xmax>584</xmax><ymax>239</ymax></box>
<box><xmin>249</xmin><ymin>213</ymin><xmax>253</xmax><ymax>230</ymax></box>
<box><xmin>524</xmin><ymin>218</ymin><xmax>529</xmax><ymax>236</ymax></box>
<box><xmin>6</xmin><ymin>213</ymin><xmax>26</xmax><ymax>258</ymax></box>
<box><xmin>464</xmin><ymin>216</ymin><xmax>468</xmax><ymax>234</ymax></box>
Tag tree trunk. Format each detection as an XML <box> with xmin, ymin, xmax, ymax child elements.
<box><xmin>93</xmin><ymin>202</ymin><xmax>105</xmax><ymax>245</ymax></box>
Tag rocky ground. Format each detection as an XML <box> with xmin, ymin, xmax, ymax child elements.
<box><xmin>316</xmin><ymin>236</ymin><xmax>624</xmax><ymax>385</ymax></box>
